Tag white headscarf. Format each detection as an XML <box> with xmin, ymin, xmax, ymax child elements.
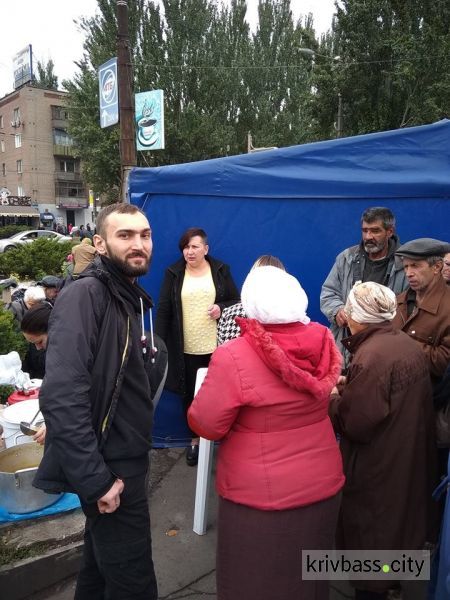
<box><xmin>241</xmin><ymin>266</ymin><xmax>310</xmax><ymax>325</ymax></box>
<box><xmin>345</xmin><ymin>281</ymin><xmax>397</xmax><ymax>324</ymax></box>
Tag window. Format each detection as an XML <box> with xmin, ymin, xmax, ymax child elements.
<box><xmin>0</xmin><ymin>115</ymin><xmax>3</xmax><ymax>128</ymax></box>
<box><xmin>59</xmin><ymin>159</ymin><xmax>75</xmax><ymax>172</ymax></box>
<box><xmin>53</xmin><ymin>128</ymin><xmax>73</xmax><ymax>146</ymax></box>
<box><xmin>1</xmin><ymin>163</ymin><xmax>5</xmax><ymax>177</ymax></box>
<box><xmin>17</xmin><ymin>185</ymin><xmax>24</xmax><ymax>196</ymax></box>
<box><xmin>12</xmin><ymin>108</ymin><xmax>20</xmax><ymax>125</ymax></box>
<box><xmin>17</xmin><ymin>159</ymin><xmax>23</xmax><ymax>174</ymax></box>
<box><xmin>52</xmin><ymin>106</ymin><xmax>69</xmax><ymax>120</ymax></box>
<box><xmin>15</xmin><ymin>134</ymin><xmax>22</xmax><ymax>148</ymax></box>
<box><xmin>1</xmin><ymin>141</ymin><xmax>4</xmax><ymax>152</ymax></box>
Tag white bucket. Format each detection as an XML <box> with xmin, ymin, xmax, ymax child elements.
<box><xmin>1</xmin><ymin>399</ymin><xmax>43</xmax><ymax>448</ymax></box>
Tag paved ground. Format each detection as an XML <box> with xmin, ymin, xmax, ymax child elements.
<box><xmin>3</xmin><ymin>447</ymin><xmax>429</xmax><ymax>599</ymax></box>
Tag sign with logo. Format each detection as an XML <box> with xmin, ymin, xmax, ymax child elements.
<box><xmin>98</xmin><ymin>57</ymin><xmax>118</xmax><ymax>128</ymax></box>
<box><xmin>13</xmin><ymin>45</ymin><xmax>33</xmax><ymax>89</ymax></box>
<box><xmin>135</xmin><ymin>90</ymin><xmax>165</xmax><ymax>151</ymax></box>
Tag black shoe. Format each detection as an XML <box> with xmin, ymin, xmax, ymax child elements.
<box><xmin>186</xmin><ymin>445</ymin><xmax>199</xmax><ymax>466</ymax></box>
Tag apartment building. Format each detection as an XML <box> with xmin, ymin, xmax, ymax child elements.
<box><xmin>0</xmin><ymin>85</ymin><xmax>91</xmax><ymax>228</ymax></box>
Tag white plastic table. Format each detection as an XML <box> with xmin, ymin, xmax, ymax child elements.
<box><xmin>192</xmin><ymin>368</ymin><xmax>214</xmax><ymax>535</ymax></box>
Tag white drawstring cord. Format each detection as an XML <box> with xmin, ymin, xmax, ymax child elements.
<box><xmin>139</xmin><ymin>297</ymin><xmax>147</xmax><ymax>356</ymax></box>
<box><xmin>149</xmin><ymin>307</ymin><xmax>157</xmax><ymax>363</ymax></box>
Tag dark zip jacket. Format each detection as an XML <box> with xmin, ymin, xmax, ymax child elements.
<box><xmin>155</xmin><ymin>255</ymin><xmax>239</xmax><ymax>396</ymax></box>
<box><xmin>33</xmin><ymin>258</ymin><xmax>167</xmax><ymax>504</ymax></box>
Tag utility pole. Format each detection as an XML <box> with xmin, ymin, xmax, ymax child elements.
<box><xmin>117</xmin><ymin>0</ymin><xmax>136</xmax><ymax>202</ymax></box>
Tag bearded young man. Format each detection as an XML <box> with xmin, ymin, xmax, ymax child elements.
<box><xmin>34</xmin><ymin>203</ymin><xmax>167</xmax><ymax>600</ymax></box>
<box><xmin>320</xmin><ymin>207</ymin><xmax>407</xmax><ymax>364</ymax></box>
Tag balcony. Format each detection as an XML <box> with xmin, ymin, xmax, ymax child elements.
<box><xmin>55</xmin><ymin>196</ymin><xmax>89</xmax><ymax>209</ymax></box>
<box><xmin>53</xmin><ymin>144</ymin><xmax>75</xmax><ymax>157</ymax></box>
<box><xmin>54</xmin><ymin>171</ymin><xmax>82</xmax><ymax>182</ymax></box>
<box><xmin>52</xmin><ymin>118</ymin><xmax>68</xmax><ymax>130</ymax></box>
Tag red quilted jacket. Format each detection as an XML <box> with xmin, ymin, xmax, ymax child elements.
<box><xmin>188</xmin><ymin>318</ymin><xmax>344</xmax><ymax>510</ymax></box>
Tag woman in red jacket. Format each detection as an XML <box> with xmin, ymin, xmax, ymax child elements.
<box><xmin>188</xmin><ymin>265</ymin><xmax>344</xmax><ymax>600</ymax></box>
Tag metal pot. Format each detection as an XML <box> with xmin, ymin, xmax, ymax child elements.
<box><xmin>0</xmin><ymin>443</ymin><xmax>62</xmax><ymax>513</ymax></box>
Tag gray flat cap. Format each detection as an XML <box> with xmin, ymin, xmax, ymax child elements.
<box><xmin>36</xmin><ymin>275</ymin><xmax>61</xmax><ymax>288</ymax></box>
<box><xmin>396</xmin><ymin>238</ymin><xmax>450</xmax><ymax>259</ymax></box>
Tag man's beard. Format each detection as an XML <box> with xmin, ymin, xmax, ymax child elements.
<box><xmin>364</xmin><ymin>240</ymin><xmax>387</xmax><ymax>255</ymax></box>
<box><xmin>106</xmin><ymin>245</ymin><xmax>151</xmax><ymax>277</ymax></box>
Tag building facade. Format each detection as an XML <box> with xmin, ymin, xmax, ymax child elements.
<box><xmin>0</xmin><ymin>85</ymin><xmax>92</xmax><ymax>229</ymax></box>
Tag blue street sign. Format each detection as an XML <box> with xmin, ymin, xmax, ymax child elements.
<box><xmin>98</xmin><ymin>57</ymin><xmax>118</xmax><ymax>128</ymax></box>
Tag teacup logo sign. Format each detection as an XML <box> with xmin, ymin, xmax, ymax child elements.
<box><xmin>98</xmin><ymin>57</ymin><xmax>119</xmax><ymax>128</ymax></box>
<box><xmin>137</xmin><ymin>100</ymin><xmax>158</xmax><ymax>148</ymax></box>
<box><xmin>135</xmin><ymin>90</ymin><xmax>165</xmax><ymax>151</ymax></box>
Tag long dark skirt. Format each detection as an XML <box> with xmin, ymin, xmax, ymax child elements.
<box><xmin>217</xmin><ymin>493</ymin><xmax>341</xmax><ymax>600</ymax></box>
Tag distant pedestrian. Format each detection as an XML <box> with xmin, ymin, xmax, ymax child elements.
<box><xmin>72</xmin><ymin>238</ymin><xmax>97</xmax><ymax>276</ymax></box>
<box><xmin>36</xmin><ymin>275</ymin><xmax>61</xmax><ymax>305</ymax></box>
<box><xmin>84</xmin><ymin>223</ymin><xmax>94</xmax><ymax>240</ymax></box>
<box><xmin>7</xmin><ymin>286</ymin><xmax>46</xmax><ymax>326</ymax></box>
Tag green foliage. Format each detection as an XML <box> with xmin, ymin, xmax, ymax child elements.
<box><xmin>0</xmin><ymin>239</ymin><xmax>73</xmax><ymax>279</ymax></box>
<box><xmin>0</xmin><ymin>307</ymin><xmax>28</xmax><ymax>363</ymax></box>
<box><xmin>0</xmin><ymin>225</ymin><xmax>30</xmax><ymax>239</ymax></box>
<box><xmin>311</xmin><ymin>0</ymin><xmax>450</xmax><ymax>138</ymax></box>
<box><xmin>0</xmin><ymin>385</ymin><xmax>15</xmax><ymax>405</ymax></box>
<box><xmin>64</xmin><ymin>0</ymin><xmax>321</xmax><ymax>196</ymax></box>
<box><xmin>64</xmin><ymin>0</ymin><xmax>450</xmax><ymax>186</ymax></box>
<box><xmin>34</xmin><ymin>59</ymin><xmax>59</xmax><ymax>90</ymax></box>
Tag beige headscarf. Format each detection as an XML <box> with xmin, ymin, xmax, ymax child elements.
<box><xmin>345</xmin><ymin>281</ymin><xmax>397</xmax><ymax>324</ymax></box>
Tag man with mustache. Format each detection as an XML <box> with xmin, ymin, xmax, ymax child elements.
<box><xmin>34</xmin><ymin>203</ymin><xmax>166</xmax><ymax>599</ymax></box>
<box><xmin>321</xmin><ymin>207</ymin><xmax>407</xmax><ymax>364</ymax></box>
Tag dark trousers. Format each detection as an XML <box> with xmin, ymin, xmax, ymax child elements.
<box><xmin>183</xmin><ymin>353</ymin><xmax>211</xmax><ymax>438</ymax></box>
<box><xmin>75</xmin><ymin>473</ymin><xmax>157</xmax><ymax>600</ymax></box>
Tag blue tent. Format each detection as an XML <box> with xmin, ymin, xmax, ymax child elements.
<box><xmin>130</xmin><ymin>119</ymin><xmax>450</xmax><ymax>446</ymax></box>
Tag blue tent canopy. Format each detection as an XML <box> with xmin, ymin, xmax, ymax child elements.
<box><xmin>130</xmin><ymin>120</ymin><xmax>450</xmax><ymax>446</ymax></box>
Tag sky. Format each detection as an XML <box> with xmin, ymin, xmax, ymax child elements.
<box><xmin>0</xmin><ymin>0</ymin><xmax>336</xmax><ymax>99</ymax></box>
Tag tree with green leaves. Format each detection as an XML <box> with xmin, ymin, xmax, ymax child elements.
<box><xmin>311</xmin><ymin>0</ymin><xmax>450</xmax><ymax>138</ymax></box>
<box><xmin>64</xmin><ymin>0</ymin><xmax>319</xmax><ymax>198</ymax></box>
<box><xmin>34</xmin><ymin>59</ymin><xmax>58</xmax><ymax>90</ymax></box>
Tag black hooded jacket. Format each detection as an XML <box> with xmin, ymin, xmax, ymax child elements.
<box><xmin>33</xmin><ymin>257</ymin><xmax>167</xmax><ymax>504</ymax></box>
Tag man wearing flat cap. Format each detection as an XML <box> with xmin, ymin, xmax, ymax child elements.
<box><xmin>37</xmin><ymin>275</ymin><xmax>61</xmax><ymax>305</ymax></box>
<box><xmin>392</xmin><ymin>238</ymin><xmax>450</xmax><ymax>384</ymax></box>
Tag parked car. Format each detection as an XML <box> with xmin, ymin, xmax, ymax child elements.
<box><xmin>0</xmin><ymin>230</ymin><xmax>72</xmax><ymax>253</ymax></box>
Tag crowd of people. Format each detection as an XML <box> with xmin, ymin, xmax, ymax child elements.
<box><xmin>3</xmin><ymin>202</ymin><xmax>449</xmax><ymax>600</ymax></box>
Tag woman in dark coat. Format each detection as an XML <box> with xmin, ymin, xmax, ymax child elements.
<box><xmin>330</xmin><ymin>281</ymin><xmax>438</xmax><ymax>600</ymax></box>
<box><xmin>155</xmin><ymin>227</ymin><xmax>239</xmax><ymax>465</ymax></box>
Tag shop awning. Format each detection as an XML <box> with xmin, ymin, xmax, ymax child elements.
<box><xmin>40</xmin><ymin>212</ymin><xmax>55</xmax><ymax>220</ymax></box>
<box><xmin>0</xmin><ymin>206</ymin><xmax>40</xmax><ymax>217</ymax></box>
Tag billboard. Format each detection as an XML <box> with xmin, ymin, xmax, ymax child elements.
<box><xmin>13</xmin><ymin>45</ymin><xmax>33</xmax><ymax>89</ymax></box>
<box><xmin>135</xmin><ymin>90</ymin><xmax>165</xmax><ymax>150</ymax></box>
<box><xmin>98</xmin><ymin>57</ymin><xmax>118</xmax><ymax>128</ymax></box>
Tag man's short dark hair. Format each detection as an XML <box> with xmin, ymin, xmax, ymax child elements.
<box><xmin>21</xmin><ymin>303</ymin><xmax>52</xmax><ymax>335</ymax></box>
<box><xmin>95</xmin><ymin>203</ymin><xmax>146</xmax><ymax>238</ymax></box>
<box><xmin>178</xmin><ymin>228</ymin><xmax>208</xmax><ymax>253</ymax></box>
<box><xmin>361</xmin><ymin>207</ymin><xmax>396</xmax><ymax>230</ymax></box>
